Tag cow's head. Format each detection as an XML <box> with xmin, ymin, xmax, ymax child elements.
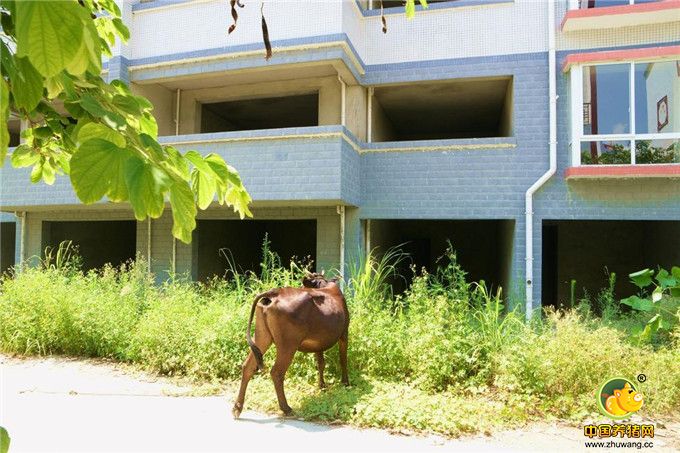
<box><xmin>302</xmin><ymin>271</ymin><xmax>338</xmax><ymax>288</ymax></box>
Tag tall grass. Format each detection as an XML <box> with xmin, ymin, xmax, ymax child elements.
<box><xmin>1</xmin><ymin>241</ymin><xmax>679</xmax><ymax>433</ymax></box>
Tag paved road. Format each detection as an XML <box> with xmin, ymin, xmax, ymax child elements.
<box><xmin>0</xmin><ymin>355</ymin><xmax>676</xmax><ymax>452</ymax></box>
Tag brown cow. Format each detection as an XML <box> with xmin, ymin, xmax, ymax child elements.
<box><xmin>232</xmin><ymin>272</ymin><xmax>350</xmax><ymax>418</ymax></box>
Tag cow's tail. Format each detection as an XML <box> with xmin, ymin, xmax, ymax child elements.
<box><xmin>247</xmin><ymin>291</ymin><xmax>273</xmax><ymax>371</ymax></box>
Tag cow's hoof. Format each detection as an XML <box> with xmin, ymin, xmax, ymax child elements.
<box><xmin>232</xmin><ymin>403</ymin><xmax>242</xmax><ymax>419</ymax></box>
<box><xmin>281</xmin><ymin>406</ymin><xmax>294</xmax><ymax>417</ymax></box>
<box><xmin>342</xmin><ymin>380</ymin><xmax>350</xmax><ymax>387</ymax></box>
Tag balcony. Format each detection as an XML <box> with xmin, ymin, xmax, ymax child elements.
<box><xmin>160</xmin><ymin>126</ymin><xmax>361</xmax><ymax>205</ymax></box>
<box><xmin>562</xmin><ymin>0</ymin><xmax>680</xmax><ymax>32</ymax></box>
<box><xmin>0</xmin><ymin>126</ymin><xmax>360</xmax><ymax>209</ymax></box>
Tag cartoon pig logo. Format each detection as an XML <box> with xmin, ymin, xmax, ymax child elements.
<box><xmin>598</xmin><ymin>378</ymin><xmax>644</xmax><ymax>420</ymax></box>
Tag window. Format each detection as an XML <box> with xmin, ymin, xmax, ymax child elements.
<box><xmin>574</xmin><ymin>0</ymin><xmax>661</xmax><ymax>9</ymax></box>
<box><xmin>571</xmin><ymin>60</ymin><xmax>680</xmax><ymax>166</ymax></box>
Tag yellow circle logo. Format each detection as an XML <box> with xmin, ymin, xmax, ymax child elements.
<box><xmin>597</xmin><ymin>377</ymin><xmax>644</xmax><ymax>420</ymax></box>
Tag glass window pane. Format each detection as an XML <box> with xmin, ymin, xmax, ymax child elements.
<box><xmin>635</xmin><ymin>139</ymin><xmax>680</xmax><ymax>164</ymax></box>
<box><xmin>635</xmin><ymin>60</ymin><xmax>679</xmax><ymax>134</ymax></box>
<box><xmin>583</xmin><ymin>64</ymin><xmax>630</xmax><ymax>135</ymax></box>
<box><xmin>581</xmin><ymin>140</ymin><xmax>631</xmax><ymax>165</ymax></box>
<box><xmin>582</xmin><ymin>0</ymin><xmax>628</xmax><ymax>8</ymax></box>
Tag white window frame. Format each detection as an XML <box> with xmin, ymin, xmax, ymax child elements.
<box><xmin>569</xmin><ymin>59</ymin><xmax>680</xmax><ymax>167</ymax></box>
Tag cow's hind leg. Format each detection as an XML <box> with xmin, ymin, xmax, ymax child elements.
<box><xmin>270</xmin><ymin>345</ymin><xmax>297</xmax><ymax>416</ymax></box>
<box><xmin>315</xmin><ymin>352</ymin><xmax>326</xmax><ymax>389</ymax></box>
<box><xmin>232</xmin><ymin>321</ymin><xmax>272</xmax><ymax>419</ymax></box>
<box><xmin>338</xmin><ymin>331</ymin><xmax>349</xmax><ymax>386</ymax></box>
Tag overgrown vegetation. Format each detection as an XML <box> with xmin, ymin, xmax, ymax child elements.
<box><xmin>1</xmin><ymin>242</ymin><xmax>679</xmax><ymax>436</ymax></box>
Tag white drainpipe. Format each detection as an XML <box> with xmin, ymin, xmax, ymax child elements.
<box><xmin>525</xmin><ymin>0</ymin><xmax>557</xmax><ymax>320</ymax></box>
<box><xmin>171</xmin><ymin>88</ymin><xmax>181</xmax><ymax>275</ymax></box>
<box><xmin>174</xmin><ymin>88</ymin><xmax>181</xmax><ymax>135</ymax></box>
<box><xmin>14</xmin><ymin>211</ymin><xmax>26</xmax><ymax>267</ymax></box>
<box><xmin>367</xmin><ymin>87</ymin><xmax>374</xmax><ymax>143</ymax></box>
<box><xmin>337</xmin><ymin>205</ymin><xmax>345</xmax><ymax>279</ymax></box>
<box><xmin>365</xmin><ymin>219</ymin><xmax>371</xmax><ymax>252</ymax></box>
<box><xmin>338</xmin><ymin>76</ymin><xmax>346</xmax><ymax>126</ymax></box>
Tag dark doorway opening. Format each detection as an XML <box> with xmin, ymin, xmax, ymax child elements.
<box><xmin>1</xmin><ymin>222</ymin><xmax>16</xmax><ymax>274</ymax></box>
<box><xmin>41</xmin><ymin>220</ymin><xmax>136</xmax><ymax>271</ymax></box>
<box><xmin>541</xmin><ymin>220</ymin><xmax>680</xmax><ymax>307</ymax></box>
<box><xmin>196</xmin><ymin>219</ymin><xmax>317</xmax><ymax>281</ymax></box>
<box><xmin>370</xmin><ymin>219</ymin><xmax>515</xmax><ymax>295</ymax></box>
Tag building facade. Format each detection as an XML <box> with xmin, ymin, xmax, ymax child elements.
<box><xmin>1</xmin><ymin>0</ymin><xmax>679</xmax><ymax>313</ymax></box>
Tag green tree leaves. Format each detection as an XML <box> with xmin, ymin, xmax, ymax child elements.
<box><xmin>12</xmin><ymin>57</ymin><xmax>43</xmax><ymax>111</ymax></box>
<box><xmin>2</xmin><ymin>0</ymin><xmax>252</xmax><ymax>243</ymax></box>
<box><xmin>15</xmin><ymin>0</ymin><xmax>84</xmax><ymax>77</ymax></box>
<box><xmin>70</xmin><ymin>139</ymin><xmax>132</xmax><ymax>203</ymax></box>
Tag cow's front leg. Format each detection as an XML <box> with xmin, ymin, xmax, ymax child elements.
<box><xmin>315</xmin><ymin>352</ymin><xmax>326</xmax><ymax>389</ymax></box>
<box><xmin>270</xmin><ymin>345</ymin><xmax>297</xmax><ymax>416</ymax></box>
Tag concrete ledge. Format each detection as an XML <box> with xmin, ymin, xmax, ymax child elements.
<box><xmin>562</xmin><ymin>45</ymin><xmax>680</xmax><ymax>72</ymax></box>
<box><xmin>565</xmin><ymin>164</ymin><xmax>680</xmax><ymax>179</ymax></box>
<box><xmin>561</xmin><ymin>1</ymin><xmax>680</xmax><ymax>32</ymax></box>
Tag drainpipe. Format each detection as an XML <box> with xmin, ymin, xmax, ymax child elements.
<box><xmin>171</xmin><ymin>88</ymin><xmax>181</xmax><ymax>275</ymax></box>
<box><xmin>174</xmin><ymin>88</ymin><xmax>181</xmax><ymax>135</ymax></box>
<box><xmin>14</xmin><ymin>211</ymin><xmax>26</xmax><ymax>268</ymax></box>
<box><xmin>147</xmin><ymin>219</ymin><xmax>152</xmax><ymax>273</ymax></box>
<box><xmin>338</xmin><ymin>76</ymin><xmax>346</xmax><ymax>126</ymax></box>
<box><xmin>365</xmin><ymin>219</ymin><xmax>371</xmax><ymax>252</ymax></box>
<box><xmin>337</xmin><ymin>205</ymin><xmax>345</xmax><ymax>279</ymax></box>
<box><xmin>525</xmin><ymin>0</ymin><xmax>557</xmax><ymax>320</ymax></box>
<box><xmin>367</xmin><ymin>87</ymin><xmax>374</xmax><ymax>142</ymax></box>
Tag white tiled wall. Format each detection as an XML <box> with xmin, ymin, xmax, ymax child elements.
<box><xmin>130</xmin><ymin>0</ymin><xmax>345</xmax><ymax>60</ymax></box>
<box><xmin>128</xmin><ymin>0</ymin><xmax>549</xmax><ymax>64</ymax></box>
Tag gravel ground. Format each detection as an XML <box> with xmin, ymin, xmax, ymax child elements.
<box><xmin>0</xmin><ymin>354</ymin><xmax>677</xmax><ymax>453</ymax></box>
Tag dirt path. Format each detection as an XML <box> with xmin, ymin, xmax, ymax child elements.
<box><xmin>1</xmin><ymin>355</ymin><xmax>677</xmax><ymax>452</ymax></box>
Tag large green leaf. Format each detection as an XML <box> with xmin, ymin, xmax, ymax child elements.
<box><xmin>629</xmin><ymin>268</ymin><xmax>654</xmax><ymax>289</ymax></box>
<box><xmin>185</xmin><ymin>151</ymin><xmax>215</xmax><ymax>175</ymax></box>
<box><xmin>672</xmin><ymin>266</ymin><xmax>680</xmax><ymax>281</ymax></box>
<box><xmin>16</xmin><ymin>0</ymin><xmax>84</xmax><ymax>77</ymax></box>
<box><xmin>655</xmin><ymin>268</ymin><xmax>677</xmax><ymax>289</ymax></box>
<box><xmin>637</xmin><ymin>314</ymin><xmax>662</xmax><ymax>343</ymax></box>
<box><xmin>168</xmin><ymin>181</ymin><xmax>197</xmax><ymax>244</ymax></box>
<box><xmin>620</xmin><ymin>295</ymin><xmax>654</xmax><ymax>312</ymax></box>
<box><xmin>125</xmin><ymin>157</ymin><xmax>167</xmax><ymax>220</ymax></box>
<box><xmin>112</xmin><ymin>94</ymin><xmax>142</xmax><ymax>116</ymax></box>
<box><xmin>77</xmin><ymin>123</ymin><xmax>126</xmax><ymax>148</ymax></box>
<box><xmin>10</xmin><ymin>144</ymin><xmax>40</xmax><ymax>168</ymax></box>
<box><xmin>12</xmin><ymin>56</ymin><xmax>43</xmax><ymax>111</ymax></box>
<box><xmin>139</xmin><ymin>112</ymin><xmax>158</xmax><ymax>138</ymax></box>
<box><xmin>70</xmin><ymin>139</ymin><xmax>132</xmax><ymax>204</ymax></box>
<box><xmin>165</xmin><ymin>146</ymin><xmax>190</xmax><ymax>180</ymax></box>
<box><xmin>191</xmin><ymin>167</ymin><xmax>217</xmax><ymax>210</ymax></box>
